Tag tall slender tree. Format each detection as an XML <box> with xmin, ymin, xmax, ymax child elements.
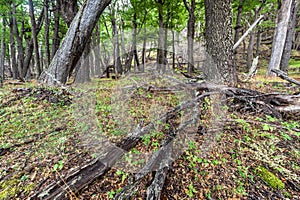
<box><xmin>280</xmin><ymin>0</ymin><xmax>299</xmax><ymax>73</ymax></box>
<box><xmin>267</xmin><ymin>0</ymin><xmax>293</xmax><ymax>76</ymax></box>
<box><xmin>0</xmin><ymin>16</ymin><xmax>6</xmax><ymax>87</ymax></box>
<box><xmin>183</xmin><ymin>0</ymin><xmax>196</xmax><ymax>74</ymax></box>
<box><xmin>28</xmin><ymin>0</ymin><xmax>42</xmax><ymax>76</ymax></box>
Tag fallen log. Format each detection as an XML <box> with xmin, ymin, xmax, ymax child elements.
<box><xmin>31</xmin><ymin>92</ymin><xmax>211</xmax><ymax>199</ymax></box>
<box><xmin>271</xmin><ymin>69</ymin><xmax>300</xmax><ymax>86</ymax></box>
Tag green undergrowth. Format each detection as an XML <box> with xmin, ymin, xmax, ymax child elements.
<box><xmin>255</xmin><ymin>166</ymin><xmax>285</xmax><ymax>190</ymax></box>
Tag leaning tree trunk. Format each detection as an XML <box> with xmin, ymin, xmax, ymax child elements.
<box><xmin>267</xmin><ymin>0</ymin><xmax>293</xmax><ymax>76</ymax></box>
<box><xmin>204</xmin><ymin>0</ymin><xmax>237</xmax><ymax>85</ymax></box>
<box><xmin>0</xmin><ymin>16</ymin><xmax>6</xmax><ymax>87</ymax></box>
<box><xmin>39</xmin><ymin>0</ymin><xmax>112</xmax><ymax>86</ymax></box>
<box><xmin>280</xmin><ymin>0</ymin><xmax>299</xmax><ymax>73</ymax></box>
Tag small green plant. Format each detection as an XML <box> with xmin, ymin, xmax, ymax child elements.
<box><xmin>116</xmin><ymin>170</ymin><xmax>129</xmax><ymax>183</ymax></box>
<box><xmin>53</xmin><ymin>160</ymin><xmax>64</xmax><ymax>171</ymax></box>
<box><xmin>279</xmin><ymin>131</ymin><xmax>292</xmax><ymax>141</ymax></box>
<box><xmin>262</xmin><ymin>123</ymin><xmax>274</xmax><ymax>131</ymax></box>
<box><xmin>186</xmin><ymin>183</ymin><xmax>196</xmax><ymax>197</ymax></box>
<box><xmin>142</xmin><ymin>134</ymin><xmax>151</xmax><ymax>145</ymax></box>
<box><xmin>107</xmin><ymin>190</ymin><xmax>115</xmax><ymax>199</ymax></box>
<box><xmin>266</xmin><ymin>115</ymin><xmax>276</xmax><ymax>122</ymax></box>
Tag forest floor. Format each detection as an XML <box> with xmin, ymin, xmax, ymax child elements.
<box><xmin>0</xmin><ymin>72</ymin><xmax>299</xmax><ymax>200</ymax></box>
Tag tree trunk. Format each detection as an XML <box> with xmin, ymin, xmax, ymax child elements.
<box><xmin>157</xmin><ymin>0</ymin><xmax>166</xmax><ymax>73</ymax></box>
<box><xmin>58</xmin><ymin>0</ymin><xmax>78</xmax><ymax>27</ymax></box>
<box><xmin>142</xmin><ymin>26</ymin><xmax>147</xmax><ymax>66</ymax></box>
<box><xmin>0</xmin><ymin>17</ymin><xmax>6</xmax><ymax>87</ymax></box>
<box><xmin>132</xmin><ymin>12</ymin><xmax>140</xmax><ymax>71</ymax></box>
<box><xmin>51</xmin><ymin>0</ymin><xmax>60</xmax><ymax>60</ymax></box>
<box><xmin>280</xmin><ymin>0</ymin><xmax>299</xmax><ymax>73</ymax></box>
<box><xmin>255</xmin><ymin>28</ymin><xmax>262</xmax><ymax>57</ymax></box>
<box><xmin>28</xmin><ymin>0</ymin><xmax>42</xmax><ymax>76</ymax></box>
<box><xmin>204</xmin><ymin>0</ymin><xmax>236</xmax><ymax>85</ymax></box>
<box><xmin>39</xmin><ymin>0</ymin><xmax>111</xmax><ymax>86</ymax></box>
<box><xmin>8</xmin><ymin>12</ymin><xmax>18</xmax><ymax>79</ymax></box>
<box><xmin>184</xmin><ymin>0</ymin><xmax>196</xmax><ymax>74</ymax></box>
<box><xmin>23</xmin><ymin>9</ymin><xmax>44</xmax><ymax>78</ymax></box>
<box><xmin>12</xmin><ymin>3</ymin><xmax>25</xmax><ymax>78</ymax></box>
<box><xmin>234</xmin><ymin>0</ymin><xmax>245</xmax><ymax>45</ymax></box>
<box><xmin>247</xmin><ymin>7</ymin><xmax>263</xmax><ymax>69</ymax></box>
<box><xmin>75</xmin><ymin>42</ymin><xmax>91</xmax><ymax>83</ymax></box>
<box><xmin>44</xmin><ymin>0</ymin><xmax>51</xmax><ymax>67</ymax></box>
<box><xmin>267</xmin><ymin>0</ymin><xmax>293</xmax><ymax>76</ymax></box>
<box><xmin>110</xmin><ymin>7</ymin><xmax>122</xmax><ymax>76</ymax></box>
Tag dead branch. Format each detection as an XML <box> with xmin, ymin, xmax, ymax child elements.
<box><xmin>271</xmin><ymin>69</ymin><xmax>300</xmax><ymax>86</ymax></box>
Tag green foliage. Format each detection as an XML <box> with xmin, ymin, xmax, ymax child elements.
<box><xmin>255</xmin><ymin>166</ymin><xmax>285</xmax><ymax>190</ymax></box>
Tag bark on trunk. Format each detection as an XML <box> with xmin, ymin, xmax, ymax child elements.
<box><xmin>132</xmin><ymin>12</ymin><xmax>140</xmax><ymax>71</ymax></box>
<box><xmin>39</xmin><ymin>0</ymin><xmax>112</xmax><ymax>86</ymax></box>
<box><xmin>157</xmin><ymin>0</ymin><xmax>166</xmax><ymax>73</ymax></box>
<box><xmin>110</xmin><ymin>7</ymin><xmax>122</xmax><ymax>76</ymax></box>
<box><xmin>204</xmin><ymin>0</ymin><xmax>236</xmax><ymax>85</ymax></box>
<box><xmin>142</xmin><ymin>26</ymin><xmax>147</xmax><ymax>66</ymax></box>
<box><xmin>75</xmin><ymin>42</ymin><xmax>91</xmax><ymax>83</ymax></box>
<box><xmin>12</xmin><ymin>3</ymin><xmax>25</xmax><ymax>78</ymax></box>
<box><xmin>0</xmin><ymin>17</ymin><xmax>6</xmax><ymax>87</ymax></box>
<box><xmin>8</xmin><ymin>12</ymin><xmax>18</xmax><ymax>79</ymax></box>
<box><xmin>28</xmin><ymin>0</ymin><xmax>42</xmax><ymax>76</ymax></box>
<box><xmin>51</xmin><ymin>0</ymin><xmax>60</xmax><ymax>60</ymax></box>
<box><xmin>247</xmin><ymin>7</ymin><xmax>264</xmax><ymax>69</ymax></box>
<box><xmin>44</xmin><ymin>0</ymin><xmax>51</xmax><ymax>67</ymax></box>
<box><xmin>234</xmin><ymin>0</ymin><xmax>245</xmax><ymax>45</ymax></box>
<box><xmin>23</xmin><ymin>9</ymin><xmax>44</xmax><ymax>78</ymax></box>
<box><xmin>280</xmin><ymin>0</ymin><xmax>299</xmax><ymax>73</ymax></box>
<box><xmin>267</xmin><ymin>0</ymin><xmax>293</xmax><ymax>76</ymax></box>
<box><xmin>183</xmin><ymin>0</ymin><xmax>196</xmax><ymax>74</ymax></box>
<box><xmin>255</xmin><ymin>28</ymin><xmax>262</xmax><ymax>57</ymax></box>
<box><xmin>58</xmin><ymin>0</ymin><xmax>78</xmax><ymax>27</ymax></box>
